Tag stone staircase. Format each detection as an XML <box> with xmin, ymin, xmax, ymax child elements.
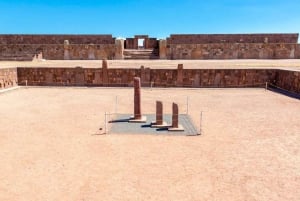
<box><xmin>0</xmin><ymin>53</ymin><xmax>34</xmax><ymax>61</ymax></box>
<box><xmin>124</xmin><ymin>48</ymin><xmax>159</xmax><ymax>60</ymax></box>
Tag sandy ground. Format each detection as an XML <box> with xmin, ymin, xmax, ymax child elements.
<box><xmin>1</xmin><ymin>59</ymin><xmax>300</xmax><ymax>71</ymax></box>
<box><xmin>0</xmin><ymin>87</ymin><xmax>300</xmax><ymax>201</ymax></box>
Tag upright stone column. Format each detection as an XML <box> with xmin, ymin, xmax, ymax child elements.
<box><xmin>64</xmin><ymin>40</ymin><xmax>70</xmax><ymax>60</ymax></box>
<box><xmin>129</xmin><ymin>77</ymin><xmax>147</xmax><ymax>122</ymax></box>
<box><xmin>134</xmin><ymin>77</ymin><xmax>141</xmax><ymax>119</ymax></box>
<box><xmin>159</xmin><ymin>39</ymin><xmax>167</xmax><ymax>59</ymax></box>
<box><xmin>156</xmin><ymin>101</ymin><xmax>163</xmax><ymax>125</ymax></box>
<box><xmin>168</xmin><ymin>102</ymin><xmax>184</xmax><ymax>131</ymax></box>
<box><xmin>140</xmin><ymin>65</ymin><xmax>151</xmax><ymax>87</ymax></box>
<box><xmin>102</xmin><ymin>59</ymin><xmax>108</xmax><ymax>85</ymax></box>
<box><xmin>177</xmin><ymin>64</ymin><xmax>184</xmax><ymax>87</ymax></box>
<box><xmin>115</xmin><ymin>39</ymin><xmax>124</xmax><ymax>59</ymax></box>
<box><xmin>88</xmin><ymin>44</ymin><xmax>96</xmax><ymax>60</ymax></box>
<box><xmin>140</xmin><ymin>66</ymin><xmax>145</xmax><ymax>86</ymax></box>
<box><xmin>151</xmin><ymin>101</ymin><xmax>167</xmax><ymax>128</ymax></box>
<box><xmin>172</xmin><ymin>103</ymin><xmax>179</xmax><ymax>128</ymax></box>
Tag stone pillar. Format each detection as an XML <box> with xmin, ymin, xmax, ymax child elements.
<box><xmin>134</xmin><ymin>77</ymin><xmax>141</xmax><ymax>119</ymax></box>
<box><xmin>140</xmin><ymin>66</ymin><xmax>145</xmax><ymax>86</ymax></box>
<box><xmin>192</xmin><ymin>73</ymin><xmax>200</xmax><ymax>87</ymax></box>
<box><xmin>102</xmin><ymin>59</ymin><xmax>108</xmax><ymax>85</ymax></box>
<box><xmin>64</xmin><ymin>40</ymin><xmax>70</xmax><ymax>60</ymax></box>
<box><xmin>129</xmin><ymin>77</ymin><xmax>147</xmax><ymax>122</ymax></box>
<box><xmin>156</xmin><ymin>101</ymin><xmax>163</xmax><ymax>125</ymax></box>
<box><xmin>159</xmin><ymin>39</ymin><xmax>167</xmax><ymax>59</ymax></box>
<box><xmin>172</xmin><ymin>103</ymin><xmax>179</xmax><ymax>128</ymax></box>
<box><xmin>168</xmin><ymin>102</ymin><xmax>184</xmax><ymax>131</ymax></box>
<box><xmin>75</xmin><ymin>66</ymin><xmax>85</xmax><ymax>86</ymax></box>
<box><xmin>177</xmin><ymin>64</ymin><xmax>183</xmax><ymax>87</ymax></box>
<box><xmin>88</xmin><ymin>44</ymin><xmax>96</xmax><ymax>60</ymax></box>
<box><xmin>151</xmin><ymin>101</ymin><xmax>167</xmax><ymax>127</ymax></box>
<box><xmin>140</xmin><ymin>65</ymin><xmax>151</xmax><ymax>87</ymax></box>
<box><xmin>115</xmin><ymin>39</ymin><xmax>124</xmax><ymax>59</ymax></box>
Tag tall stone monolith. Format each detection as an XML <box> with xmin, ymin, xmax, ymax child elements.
<box><xmin>129</xmin><ymin>77</ymin><xmax>147</xmax><ymax>122</ymax></box>
<box><xmin>134</xmin><ymin>77</ymin><xmax>142</xmax><ymax>119</ymax></box>
<box><xmin>172</xmin><ymin>103</ymin><xmax>179</xmax><ymax>128</ymax></box>
<box><xmin>151</xmin><ymin>101</ymin><xmax>167</xmax><ymax>127</ymax></box>
<box><xmin>168</xmin><ymin>102</ymin><xmax>184</xmax><ymax>131</ymax></box>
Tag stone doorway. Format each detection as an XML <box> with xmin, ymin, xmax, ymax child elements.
<box><xmin>124</xmin><ymin>35</ymin><xmax>159</xmax><ymax>59</ymax></box>
<box><xmin>138</xmin><ymin>38</ymin><xmax>145</xmax><ymax>49</ymax></box>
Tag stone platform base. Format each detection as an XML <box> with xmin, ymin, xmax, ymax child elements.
<box><xmin>168</xmin><ymin>124</ymin><xmax>185</xmax><ymax>131</ymax></box>
<box><xmin>150</xmin><ymin>121</ymin><xmax>168</xmax><ymax>128</ymax></box>
<box><xmin>129</xmin><ymin>116</ymin><xmax>147</xmax><ymax>123</ymax></box>
<box><xmin>109</xmin><ymin>114</ymin><xmax>198</xmax><ymax>136</ymax></box>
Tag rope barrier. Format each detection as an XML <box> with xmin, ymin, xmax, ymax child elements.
<box><xmin>17</xmin><ymin>80</ymin><xmax>267</xmax><ymax>88</ymax></box>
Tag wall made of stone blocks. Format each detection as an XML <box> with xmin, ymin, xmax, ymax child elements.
<box><xmin>14</xmin><ymin>67</ymin><xmax>300</xmax><ymax>95</ymax></box>
<box><xmin>0</xmin><ymin>68</ymin><xmax>18</xmax><ymax>89</ymax></box>
<box><xmin>0</xmin><ymin>44</ymin><xmax>117</xmax><ymax>60</ymax></box>
<box><xmin>17</xmin><ymin>67</ymin><xmax>276</xmax><ymax>89</ymax></box>
<box><xmin>166</xmin><ymin>43</ymin><xmax>300</xmax><ymax>59</ymax></box>
<box><xmin>0</xmin><ymin>34</ymin><xmax>115</xmax><ymax>45</ymax></box>
<box><xmin>64</xmin><ymin>44</ymin><xmax>116</xmax><ymax>60</ymax></box>
<box><xmin>167</xmin><ymin>34</ymin><xmax>299</xmax><ymax>44</ymax></box>
<box><xmin>275</xmin><ymin>70</ymin><xmax>300</xmax><ymax>94</ymax></box>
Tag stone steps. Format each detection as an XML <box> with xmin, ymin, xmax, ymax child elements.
<box><xmin>0</xmin><ymin>53</ymin><xmax>33</xmax><ymax>61</ymax></box>
<box><xmin>124</xmin><ymin>49</ymin><xmax>159</xmax><ymax>60</ymax></box>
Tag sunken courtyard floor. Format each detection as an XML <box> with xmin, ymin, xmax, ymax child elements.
<box><xmin>0</xmin><ymin>87</ymin><xmax>300</xmax><ymax>201</ymax></box>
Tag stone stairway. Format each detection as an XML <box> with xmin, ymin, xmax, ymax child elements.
<box><xmin>0</xmin><ymin>53</ymin><xmax>34</xmax><ymax>61</ymax></box>
<box><xmin>124</xmin><ymin>48</ymin><xmax>159</xmax><ymax>60</ymax></box>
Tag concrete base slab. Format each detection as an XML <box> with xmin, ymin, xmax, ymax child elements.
<box><xmin>110</xmin><ymin>114</ymin><xmax>197</xmax><ymax>136</ymax></box>
<box><xmin>168</xmin><ymin>124</ymin><xmax>185</xmax><ymax>132</ymax></box>
<box><xmin>151</xmin><ymin>121</ymin><xmax>168</xmax><ymax>128</ymax></box>
<box><xmin>129</xmin><ymin>116</ymin><xmax>147</xmax><ymax>123</ymax></box>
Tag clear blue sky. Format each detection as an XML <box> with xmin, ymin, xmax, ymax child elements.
<box><xmin>0</xmin><ymin>0</ymin><xmax>299</xmax><ymax>39</ymax></box>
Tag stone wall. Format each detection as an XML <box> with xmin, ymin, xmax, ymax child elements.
<box><xmin>0</xmin><ymin>34</ymin><xmax>115</xmax><ymax>45</ymax></box>
<box><xmin>0</xmin><ymin>44</ymin><xmax>117</xmax><ymax>60</ymax></box>
<box><xmin>0</xmin><ymin>35</ymin><xmax>116</xmax><ymax>60</ymax></box>
<box><xmin>63</xmin><ymin>44</ymin><xmax>116</xmax><ymax>60</ymax></box>
<box><xmin>5</xmin><ymin>66</ymin><xmax>298</xmax><ymax>95</ymax></box>
<box><xmin>0</xmin><ymin>68</ymin><xmax>18</xmax><ymax>89</ymax></box>
<box><xmin>166</xmin><ymin>43</ymin><xmax>300</xmax><ymax>59</ymax></box>
<box><xmin>17</xmin><ymin>66</ymin><xmax>276</xmax><ymax>88</ymax></box>
<box><xmin>167</xmin><ymin>34</ymin><xmax>299</xmax><ymax>44</ymax></box>
<box><xmin>274</xmin><ymin>70</ymin><xmax>300</xmax><ymax>94</ymax></box>
<box><xmin>125</xmin><ymin>36</ymin><xmax>158</xmax><ymax>49</ymax></box>
<box><xmin>0</xmin><ymin>33</ymin><xmax>299</xmax><ymax>60</ymax></box>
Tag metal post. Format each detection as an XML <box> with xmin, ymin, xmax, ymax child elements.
<box><xmin>115</xmin><ymin>96</ymin><xmax>118</xmax><ymax>115</ymax></box>
<box><xmin>265</xmin><ymin>82</ymin><xmax>268</xmax><ymax>91</ymax></box>
<box><xmin>104</xmin><ymin>112</ymin><xmax>107</xmax><ymax>134</ymax></box>
<box><xmin>199</xmin><ymin>111</ymin><xmax>203</xmax><ymax>135</ymax></box>
<box><xmin>186</xmin><ymin>96</ymin><xmax>189</xmax><ymax>114</ymax></box>
<box><xmin>25</xmin><ymin>80</ymin><xmax>28</xmax><ymax>87</ymax></box>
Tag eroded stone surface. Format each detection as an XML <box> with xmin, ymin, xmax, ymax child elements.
<box><xmin>155</xmin><ymin>101</ymin><xmax>163</xmax><ymax>125</ymax></box>
<box><xmin>172</xmin><ymin>103</ymin><xmax>179</xmax><ymax>128</ymax></box>
<box><xmin>0</xmin><ymin>34</ymin><xmax>299</xmax><ymax>60</ymax></box>
<box><xmin>133</xmin><ymin>77</ymin><xmax>142</xmax><ymax>119</ymax></box>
